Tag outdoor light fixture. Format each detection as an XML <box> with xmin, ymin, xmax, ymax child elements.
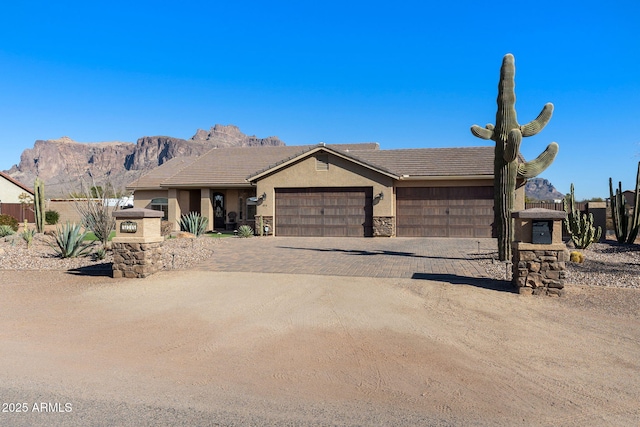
<box><xmin>259</xmin><ymin>192</ymin><xmax>267</xmax><ymax>201</ymax></box>
<box><xmin>375</xmin><ymin>192</ymin><xmax>384</xmax><ymax>201</ymax></box>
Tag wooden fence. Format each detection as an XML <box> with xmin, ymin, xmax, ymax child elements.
<box><xmin>525</xmin><ymin>202</ymin><xmax>587</xmax><ymax>213</ymax></box>
<box><xmin>0</xmin><ymin>203</ymin><xmax>35</xmax><ymax>223</ymax></box>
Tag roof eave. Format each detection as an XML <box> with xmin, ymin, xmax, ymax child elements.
<box><xmin>399</xmin><ymin>174</ymin><xmax>494</xmax><ymax>181</ymax></box>
<box><xmin>159</xmin><ymin>183</ymin><xmax>254</xmax><ymax>189</ymax></box>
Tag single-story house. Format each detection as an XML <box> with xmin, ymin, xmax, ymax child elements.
<box><xmin>0</xmin><ymin>171</ymin><xmax>35</xmax><ymax>222</ymax></box>
<box><xmin>127</xmin><ymin>143</ymin><xmax>526</xmax><ymax>237</ymax></box>
<box><xmin>0</xmin><ymin>171</ymin><xmax>34</xmax><ymax>204</ymax></box>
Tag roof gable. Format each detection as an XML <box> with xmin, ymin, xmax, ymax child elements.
<box><xmin>247</xmin><ymin>144</ymin><xmax>399</xmax><ymax>182</ymax></box>
<box><xmin>159</xmin><ymin>143</ymin><xmax>381</xmax><ymax>188</ymax></box>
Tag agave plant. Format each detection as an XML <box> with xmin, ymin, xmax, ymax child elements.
<box><xmin>0</xmin><ymin>225</ymin><xmax>15</xmax><ymax>237</ymax></box>
<box><xmin>237</xmin><ymin>225</ymin><xmax>254</xmax><ymax>238</ymax></box>
<box><xmin>179</xmin><ymin>212</ymin><xmax>208</xmax><ymax>237</ymax></box>
<box><xmin>50</xmin><ymin>222</ymin><xmax>94</xmax><ymax>258</ymax></box>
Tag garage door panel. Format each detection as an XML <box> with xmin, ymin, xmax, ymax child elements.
<box><xmin>276</xmin><ymin>187</ymin><xmax>373</xmax><ymax>237</ymax></box>
<box><xmin>397</xmin><ymin>186</ymin><xmax>493</xmax><ymax>237</ymax></box>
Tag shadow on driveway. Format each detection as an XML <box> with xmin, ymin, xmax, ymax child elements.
<box><xmin>67</xmin><ymin>263</ymin><xmax>113</xmax><ymax>277</ymax></box>
<box><xmin>412</xmin><ymin>273</ymin><xmax>515</xmax><ymax>293</ymax></box>
<box><xmin>277</xmin><ymin>246</ymin><xmax>495</xmax><ymax>261</ymax></box>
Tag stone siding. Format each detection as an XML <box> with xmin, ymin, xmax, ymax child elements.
<box><xmin>256</xmin><ymin>215</ymin><xmax>273</xmax><ymax>236</ymax></box>
<box><xmin>513</xmin><ymin>243</ymin><xmax>567</xmax><ymax>296</ymax></box>
<box><xmin>373</xmin><ymin>216</ymin><xmax>395</xmax><ymax>237</ymax></box>
<box><xmin>112</xmin><ymin>241</ymin><xmax>163</xmax><ymax>278</ymax></box>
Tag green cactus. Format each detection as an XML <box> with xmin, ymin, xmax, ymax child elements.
<box><xmin>471</xmin><ymin>54</ymin><xmax>559</xmax><ymax>261</ymax></box>
<box><xmin>609</xmin><ymin>162</ymin><xmax>640</xmax><ymax>244</ymax></box>
<box><xmin>34</xmin><ymin>177</ymin><xmax>45</xmax><ymax>233</ymax></box>
<box><xmin>563</xmin><ymin>183</ymin><xmax>601</xmax><ymax>249</ymax></box>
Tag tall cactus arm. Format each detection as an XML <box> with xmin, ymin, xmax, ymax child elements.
<box><xmin>521</xmin><ymin>103</ymin><xmax>554</xmax><ymax>137</ymax></box>
<box><xmin>517</xmin><ymin>142</ymin><xmax>559</xmax><ymax>178</ymax></box>
<box><xmin>471</xmin><ymin>124</ymin><xmax>495</xmax><ymax>140</ymax></box>
<box><xmin>503</xmin><ymin>129</ymin><xmax>522</xmax><ymax>162</ymax></box>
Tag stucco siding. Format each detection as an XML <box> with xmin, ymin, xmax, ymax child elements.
<box><xmin>256</xmin><ymin>153</ymin><xmax>394</xmax><ymax>219</ymax></box>
<box><xmin>0</xmin><ymin>178</ymin><xmax>32</xmax><ymax>203</ymax></box>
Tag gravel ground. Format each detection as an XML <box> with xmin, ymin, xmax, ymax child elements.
<box><xmin>1</xmin><ymin>233</ymin><xmax>638</xmax><ymax>289</ymax></box>
<box><xmin>0</xmin><ymin>233</ymin><xmax>220</xmax><ymax>271</ymax></box>
<box><xmin>477</xmin><ymin>240</ymin><xmax>640</xmax><ymax>289</ymax></box>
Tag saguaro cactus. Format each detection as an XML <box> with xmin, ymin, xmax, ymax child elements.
<box><xmin>34</xmin><ymin>177</ymin><xmax>45</xmax><ymax>233</ymax></box>
<box><xmin>609</xmin><ymin>162</ymin><xmax>640</xmax><ymax>244</ymax></box>
<box><xmin>563</xmin><ymin>183</ymin><xmax>601</xmax><ymax>249</ymax></box>
<box><xmin>471</xmin><ymin>54</ymin><xmax>559</xmax><ymax>261</ymax></box>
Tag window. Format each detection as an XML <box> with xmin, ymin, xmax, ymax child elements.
<box><xmin>247</xmin><ymin>204</ymin><xmax>256</xmax><ymax>221</ymax></box>
<box><xmin>316</xmin><ymin>154</ymin><xmax>329</xmax><ymax>171</ymax></box>
<box><xmin>246</xmin><ymin>197</ymin><xmax>257</xmax><ymax>221</ymax></box>
<box><xmin>150</xmin><ymin>198</ymin><xmax>168</xmax><ymax>220</ymax></box>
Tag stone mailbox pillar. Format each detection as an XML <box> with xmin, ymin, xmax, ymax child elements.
<box><xmin>512</xmin><ymin>208</ymin><xmax>568</xmax><ymax>296</ymax></box>
<box><xmin>111</xmin><ymin>208</ymin><xmax>164</xmax><ymax>278</ymax></box>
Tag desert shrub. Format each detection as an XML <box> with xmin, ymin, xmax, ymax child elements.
<box><xmin>78</xmin><ymin>200</ymin><xmax>115</xmax><ymax>247</ymax></box>
<box><xmin>179</xmin><ymin>212</ymin><xmax>208</xmax><ymax>237</ymax></box>
<box><xmin>50</xmin><ymin>222</ymin><xmax>94</xmax><ymax>258</ymax></box>
<box><xmin>0</xmin><ymin>225</ymin><xmax>15</xmax><ymax>237</ymax></box>
<box><xmin>0</xmin><ymin>214</ymin><xmax>19</xmax><ymax>231</ymax></box>
<box><xmin>45</xmin><ymin>210</ymin><xmax>60</xmax><ymax>225</ymax></box>
<box><xmin>94</xmin><ymin>246</ymin><xmax>107</xmax><ymax>261</ymax></box>
<box><xmin>237</xmin><ymin>225</ymin><xmax>254</xmax><ymax>238</ymax></box>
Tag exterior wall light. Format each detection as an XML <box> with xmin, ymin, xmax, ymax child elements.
<box><xmin>259</xmin><ymin>192</ymin><xmax>267</xmax><ymax>201</ymax></box>
<box><xmin>375</xmin><ymin>192</ymin><xmax>384</xmax><ymax>201</ymax></box>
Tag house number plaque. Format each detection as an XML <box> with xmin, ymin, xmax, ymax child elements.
<box><xmin>120</xmin><ymin>221</ymin><xmax>138</xmax><ymax>233</ymax></box>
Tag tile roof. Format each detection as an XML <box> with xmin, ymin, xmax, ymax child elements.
<box><xmin>348</xmin><ymin>146</ymin><xmax>495</xmax><ymax>177</ymax></box>
<box><xmin>160</xmin><ymin>144</ymin><xmax>381</xmax><ymax>188</ymax></box>
<box><xmin>126</xmin><ymin>143</ymin><xmax>496</xmax><ymax>189</ymax></box>
<box><xmin>126</xmin><ymin>156</ymin><xmax>199</xmax><ymax>190</ymax></box>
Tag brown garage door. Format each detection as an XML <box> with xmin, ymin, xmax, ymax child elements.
<box><xmin>396</xmin><ymin>186</ymin><xmax>494</xmax><ymax>237</ymax></box>
<box><xmin>275</xmin><ymin>187</ymin><xmax>373</xmax><ymax>237</ymax></box>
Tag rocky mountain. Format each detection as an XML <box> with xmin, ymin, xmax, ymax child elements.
<box><xmin>4</xmin><ymin>125</ymin><xmax>285</xmax><ymax>197</ymax></box>
<box><xmin>525</xmin><ymin>178</ymin><xmax>564</xmax><ymax>202</ymax></box>
<box><xmin>191</xmin><ymin>124</ymin><xmax>285</xmax><ymax>148</ymax></box>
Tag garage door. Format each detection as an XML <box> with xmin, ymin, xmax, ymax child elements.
<box><xmin>396</xmin><ymin>186</ymin><xmax>494</xmax><ymax>237</ymax></box>
<box><xmin>275</xmin><ymin>187</ymin><xmax>373</xmax><ymax>237</ymax></box>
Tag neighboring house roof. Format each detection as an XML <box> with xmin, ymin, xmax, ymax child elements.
<box><xmin>0</xmin><ymin>171</ymin><xmax>34</xmax><ymax>195</ymax></box>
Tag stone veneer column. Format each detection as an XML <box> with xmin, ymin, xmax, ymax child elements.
<box><xmin>511</xmin><ymin>208</ymin><xmax>568</xmax><ymax>296</ymax></box>
<box><xmin>255</xmin><ymin>215</ymin><xmax>273</xmax><ymax>236</ymax></box>
<box><xmin>373</xmin><ymin>216</ymin><xmax>395</xmax><ymax>237</ymax></box>
<box><xmin>112</xmin><ymin>208</ymin><xmax>164</xmax><ymax>278</ymax></box>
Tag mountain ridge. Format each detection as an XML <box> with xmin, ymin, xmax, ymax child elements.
<box><xmin>525</xmin><ymin>178</ymin><xmax>564</xmax><ymax>201</ymax></box>
<box><xmin>3</xmin><ymin>125</ymin><xmax>285</xmax><ymax>197</ymax></box>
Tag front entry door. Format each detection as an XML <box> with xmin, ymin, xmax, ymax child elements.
<box><xmin>213</xmin><ymin>193</ymin><xmax>225</xmax><ymax>229</ymax></box>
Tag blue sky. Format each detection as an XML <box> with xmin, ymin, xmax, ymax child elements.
<box><xmin>1</xmin><ymin>1</ymin><xmax>639</xmax><ymax>200</ymax></box>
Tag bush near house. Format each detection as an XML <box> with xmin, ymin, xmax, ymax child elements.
<box><xmin>0</xmin><ymin>214</ymin><xmax>19</xmax><ymax>232</ymax></box>
<box><xmin>45</xmin><ymin>210</ymin><xmax>60</xmax><ymax>225</ymax></box>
